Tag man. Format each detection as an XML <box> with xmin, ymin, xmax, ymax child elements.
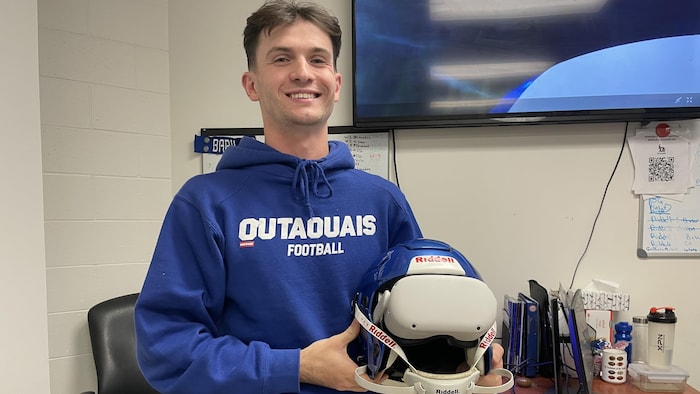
<box><xmin>136</xmin><ymin>1</ymin><xmax>421</xmax><ymax>393</ymax></box>
<box><xmin>135</xmin><ymin>1</ymin><xmax>501</xmax><ymax>393</ymax></box>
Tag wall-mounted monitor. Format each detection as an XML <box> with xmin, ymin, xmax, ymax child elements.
<box><xmin>352</xmin><ymin>0</ymin><xmax>700</xmax><ymax>129</ymax></box>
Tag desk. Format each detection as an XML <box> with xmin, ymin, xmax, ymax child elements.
<box><xmin>512</xmin><ymin>376</ymin><xmax>699</xmax><ymax>394</ymax></box>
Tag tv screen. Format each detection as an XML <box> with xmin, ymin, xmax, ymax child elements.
<box><xmin>352</xmin><ymin>0</ymin><xmax>700</xmax><ymax>128</ymax></box>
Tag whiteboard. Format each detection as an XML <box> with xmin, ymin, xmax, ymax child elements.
<box><xmin>199</xmin><ymin>128</ymin><xmax>389</xmax><ymax>179</ymax></box>
<box><xmin>637</xmin><ymin>193</ymin><xmax>700</xmax><ymax>257</ymax></box>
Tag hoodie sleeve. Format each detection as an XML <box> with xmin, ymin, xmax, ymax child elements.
<box><xmin>134</xmin><ymin>196</ymin><xmax>301</xmax><ymax>394</ymax></box>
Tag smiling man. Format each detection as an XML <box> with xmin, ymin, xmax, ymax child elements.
<box><xmin>134</xmin><ymin>1</ymin><xmax>424</xmax><ymax>393</ymax></box>
<box><xmin>132</xmin><ymin>2</ymin><xmax>513</xmax><ymax>393</ymax></box>
<box><xmin>241</xmin><ymin>14</ymin><xmax>341</xmax><ymax>160</ymax></box>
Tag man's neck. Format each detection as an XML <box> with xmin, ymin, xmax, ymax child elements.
<box><xmin>263</xmin><ymin>125</ymin><xmax>330</xmax><ymax>160</ymax></box>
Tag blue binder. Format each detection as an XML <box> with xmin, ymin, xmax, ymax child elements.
<box><xmin>518</xmin><ymin>292</ymin><xmax>540</xmax><ymax>377</ymax></box>
<box><xmin>502</xmin><ymin>294</ymin><xmax>523</xmax><ymax>371</ymax></box>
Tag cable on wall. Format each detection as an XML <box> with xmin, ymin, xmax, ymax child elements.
<box><xmin>568</xmin><ymin>122</ymin><xmax>630</xmax><ymax>289</ymax></box>
<box><xmin>391</xmin><ymin>130</ymin><xmax>401</xmax><ymax>189</ymax></box>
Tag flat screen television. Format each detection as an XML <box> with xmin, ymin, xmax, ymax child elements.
<box><xmin>352</xmin><ymin>0</ymin><xmax>700</xmax><ymax>129</ymax></box>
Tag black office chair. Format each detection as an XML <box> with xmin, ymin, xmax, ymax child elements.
<box><xmin>81</xmin><ymin>293</ymin><xmax>159</xmax><ymax>394</ymax></box>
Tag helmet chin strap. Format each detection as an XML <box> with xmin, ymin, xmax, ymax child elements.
<box><xmin>353</xmin><ymin>304</ymin><xmax>515</xmax><ymax>394</ymax></box>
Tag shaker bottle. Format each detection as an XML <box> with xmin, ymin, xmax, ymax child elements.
<box><xmin>647</xmin><ymin>307</ymin><xmax>677</xmax><ymax>369</ymax></box>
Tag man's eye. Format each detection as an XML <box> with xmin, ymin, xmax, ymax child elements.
<box><xmin>273</xmin><ymin>57</ymin><xmax>290</xmax><ymax>63</ymax></box>
<box><xmin>311</xmin><ymin>58</ymin><xmax>329</xmax><ymax>64</ymax></box>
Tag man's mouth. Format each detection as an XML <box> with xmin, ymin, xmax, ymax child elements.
<box><xmin>288</xmin><ymin>92</ymin><xmax>319</xmax><ymax>99</ymax></box>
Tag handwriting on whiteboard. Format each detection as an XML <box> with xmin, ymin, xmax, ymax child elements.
<box><xmin>645</xmin><ymin>196</ymin><xmax>700</xmax><ymax>253</ymax></box>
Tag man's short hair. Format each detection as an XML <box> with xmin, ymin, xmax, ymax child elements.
<box><xmin>243</xmin><ymin>0</ymin><xmax>342</xmax><ymax>70</ymax></box>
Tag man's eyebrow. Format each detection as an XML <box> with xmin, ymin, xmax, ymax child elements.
<box><xmin>267</xmin><ymin>46</ymin><xmax>292</xmax><ymax>55</ymax></box>
<box><xmin>266</xmin><ymin>46</ymin><xmax>332</xmax><ymax>57</ymax></box>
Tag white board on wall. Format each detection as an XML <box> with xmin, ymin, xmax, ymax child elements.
<box><xmin>638</xmin><ymin>193</ymin><xmax>700</xmax><ymax>257</ymax></box>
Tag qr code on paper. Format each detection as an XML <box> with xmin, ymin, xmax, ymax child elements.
<box><xmin>648</xmin><ymin>157</ymin><xmax>675</xmax><ymax>182</ymax></box>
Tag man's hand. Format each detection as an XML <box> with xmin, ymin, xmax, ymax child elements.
<box><xmin>477</xmin><ymin>342</ymin><xmax>506</xmax><ymax>387</ymax></box>
<box><xmin>300</xmin><ymin>319</ymin><xmax>374</xmax><ymax>392</ymax></box>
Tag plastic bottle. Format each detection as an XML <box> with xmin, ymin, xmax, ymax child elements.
<box><xmin>614</xmin><ymin>321</ymin><xmax>632</xmax><ymax>364</ymax></box>
<box><xmin>632</xmin><ymin>316</ymin><xmax>648</xmax><ymax>363</ymax></box>
<box><xmin>647</xmin><ymin>307</ymin><xmax>677</xmax><ymax>369</ymax></box>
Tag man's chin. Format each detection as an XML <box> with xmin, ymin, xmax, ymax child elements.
<box><xmin>287</xmin><ymin>114</ymin><xmax>331</xmax><ymax>129</ymax></box>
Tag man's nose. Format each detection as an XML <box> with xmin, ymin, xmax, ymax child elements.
<box><xmin>290</xmin><ymin>59</ymin><xmax>312</xmax><ymax>81</ymax></box>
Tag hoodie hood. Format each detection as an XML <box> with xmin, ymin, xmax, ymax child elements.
<box><xmin>215</xmin><ymin>136</ymin><xmax>355</xmax><ymax>215</ymax></box>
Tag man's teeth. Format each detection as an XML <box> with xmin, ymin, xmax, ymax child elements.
<box><xmin>289</xmin><ymin>93</ymin><xmax>316</xmax><ymax>99</ymax></box>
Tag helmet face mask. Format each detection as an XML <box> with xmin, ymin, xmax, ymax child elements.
<box><xmin>353</xmin><ymin>239</ymin><xmax>498</xmax><ymax>384</ymax></box>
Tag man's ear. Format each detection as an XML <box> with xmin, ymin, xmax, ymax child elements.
<box><xmin>333</xmin><ymin>72</ymin><xmax>342</xmax><ymax>103</ymax></box>
<box><xmin>241</xmin><ymin>71</ymin><xmax>259</xmax><ymax>101</ymax></box>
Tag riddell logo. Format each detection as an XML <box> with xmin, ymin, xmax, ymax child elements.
<box><xmin>479</xmin><ymin>327</ymin><xmax>496</xmax><ymax>349</ymax></box>
<box><xmin>413</xmin><ymin>255</ymin><xmax>456</xmax><ymax>263</ymax></box>
<box><xmin>368</xmin><ymin>324</ymin><xmax>397</xmax><ymax>348</ymax></box>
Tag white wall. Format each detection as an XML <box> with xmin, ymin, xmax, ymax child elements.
<box><xmin>0</xmin><ymin>1</ymin><xmax>51</xmax><ymax>392</ymax></box>
<box><xmin>169</xmin><ymin>0</ymin><xmax>700</xmax><ymax>387</ymax></box>
<box><xmin>37</xmin><ymin>0</ymin><xmax>171</xmax><ymax>393</ymax></box>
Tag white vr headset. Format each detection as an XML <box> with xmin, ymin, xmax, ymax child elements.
<box><xmin>353</xmin><ymin>239</ymin><xmax>514</xmax><ymax>394</ymax></box>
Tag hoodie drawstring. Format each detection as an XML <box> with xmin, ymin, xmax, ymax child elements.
<box><xmin>292</xmin><ymin>160</ymin><xmax>334</xmax><ymax>217</ymax></box>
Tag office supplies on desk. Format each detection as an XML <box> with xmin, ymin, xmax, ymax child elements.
<box><xmin>647</xmin><ymin>307</ymin><xmax>678</xmax><ymax>369</ymax></box>
<box><xmin>528</xmin><ymin>279</ymin><xmax>557</xmax><ymax>379</ymax></box>
<box><xmin>632</xmin><ymin>316</ymin><xmax>649</xmax><ymax>363</ymax></box>
<box><xmin>628</xmin><ymin>363</ymin><xmax>690</xmax><ymax>392</ymax></box>
<box><xmin>503</xmin><ymin>294</ymin><xmax>524</xmax><ymax>373</ymax></box>
<box><xmin>601</xmin><ymin>348</ymin><xmax>627</xmax><ymax>384</ymax></box>
<box><xmin>549</xmin><ymin>297</ymin><xmax>566</xmax><ymax>394</ymax></box>
<box><xmin>564</xmin><ymin>289</ymin><xmax>598</xmax><ymax>394</ymax></box>
<box><xmin>519</xmin><ymin>292</ymin><xmax>540</xmax><ymax>378</ymax></box>
<box><xmin>504</xmin><ymin>374</ymin><xmax>698</xmax><ymax>394</ymax></box>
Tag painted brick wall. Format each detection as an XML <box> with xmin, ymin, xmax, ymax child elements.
<box><xmin>37</xmin><ymin>0</ymin><xmax>171</xmax><ymax>392</ymax></box>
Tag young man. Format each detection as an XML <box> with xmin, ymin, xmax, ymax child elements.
<box><xmin>135</xmin><ymin>1</ymin><xmax>422</xmax><ymax>393</ymax></box>
<box><xmin>135</xmin><ymin>1</ymin><xmax>504</xmax><ymax>393</ymax></box>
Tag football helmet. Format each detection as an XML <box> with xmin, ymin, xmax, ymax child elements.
<box><xmin>352</xmin><ymin>239</ymin><xmax>513</xmax><ymax>394</ymax></box>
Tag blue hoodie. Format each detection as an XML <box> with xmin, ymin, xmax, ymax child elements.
<box><xmin>135</xmin><ymin>136</ymin><xmax>422</xmax><ymax>394</ymax></box>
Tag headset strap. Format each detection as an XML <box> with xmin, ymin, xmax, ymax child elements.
<box><xmin>353</xmin><ymin>303</ymin><xmax>418</xmax><ymax>373</ymax></box>
<box><xmin>471</xmin><ymin>322</ymin><xmax>497</xmax><ymax>372</ymax></box>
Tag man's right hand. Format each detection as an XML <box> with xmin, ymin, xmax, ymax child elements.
<box><xmin>300</xmin><ymin>319</ymin><xmax>380</xmax><ymax>392</ymax></box>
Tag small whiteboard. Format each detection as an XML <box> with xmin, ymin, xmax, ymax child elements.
<box><xmin>199</xmin><ymin>127</ymin><xmax>389</xmax><ymax>179</ymax></box>
<box><xmin>638</xmin><ymin>193</ymin><xmax>700</xmax><ymax>257</ymax></box>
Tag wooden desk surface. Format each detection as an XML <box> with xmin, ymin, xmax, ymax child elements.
<box><xmin>510</xmin><ymin>376</ymin><xmax>699</xmax><ymax>394</ymax></box>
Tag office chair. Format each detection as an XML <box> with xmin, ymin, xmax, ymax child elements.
<box><xmin>81</xmin><ymin>293</ymin><xmax>159</xmax><ymax>394</ymax></box>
